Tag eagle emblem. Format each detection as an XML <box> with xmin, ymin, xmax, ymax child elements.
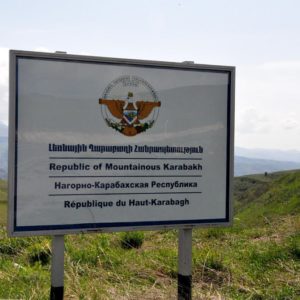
<box><xmin>99</xmin><ymin>76</ymin><xmax>161</xmax><ymax>137</ymax></box>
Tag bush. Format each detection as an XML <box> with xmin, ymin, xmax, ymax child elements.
<box><xmin>289</xmin><ymin>234</ymin><xmax>300</xmax><ymax>259</ymax></box>
<box><xmin>196</xmin><ymin>254</ymin><xmax>229</xmax><ymax>285</ymax></box>
<box><xmin>204</xmin><ymin>228</ymin><xmax>225</xmax><ymax>239</ymax></box>
<box><xmin>0</xmin><ymin>237</ymin><xmax>30</xmax><ymax>255</ymax></box>
<box><xmin>120</xmin><ymin>231</ymin><xmax>144</xmax><ymax>249</ymax></box>
<box><xmin>204</xmin><ymin>256</ymin><xmax>225</xmax><ymax>272</ymax></box>
<box><xmin>27</xmin><ymin>242</ymin><xmax>51</xmax><ymax>265</ymax></box>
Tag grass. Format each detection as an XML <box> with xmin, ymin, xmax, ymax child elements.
<box><xmin>0</xmin><ymin>180</ymin><xmax>7</xmax><ymax>225</ymax></box>
<box><xmin>0</xmin><ymin>171</ymin><xmax>300</xmax><ymax>299</ymax></box>
<box><xmin>120</xmin><ymin>231</ymin><xmax>145</xmax><ymax>249</ymax></box>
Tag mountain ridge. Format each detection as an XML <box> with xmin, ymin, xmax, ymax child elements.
<box><xmin>1</xmin><ymin>122</ymin><xmax>300</xmax><ymax>178</ymax></box>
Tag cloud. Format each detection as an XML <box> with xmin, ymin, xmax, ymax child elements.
<box><xmin>235</xmin><ymin>60</ymin><xmax>300</xmax><ymax>149</ymax></box>
<box><xmin>0</xmin><ymin>120</ymin><xmax>8</xmax><ymax>136</ymax></box>
<box><xmin>0</xmin><ymin>47</ymin><xmax>9</xmax><ymax>124</ymax></box>
<box><xmin>1</xmin><ymin>51</ymin><xmax>300</xmax><ymax>150</ymax></box>
<box><xmin>34</xmin><ymin>46</ymin><xmax>52</xmax><ymax>53</ymax></box>
<box><xmin>236</xmin><ymin>107</ymin><xmax>271</xmax><ymax>134</ymax></box>
<box><xmin>237</xmin><ymin>60</ymin><xmax>300</xmax><ymax>102</ymax></box>
<box><xmin>259</xmin><ymin>61</ymin><xmax>300</xmax><ymax>70</ymax></box>
<box><xmin>0</xmin><ymin>47</ymin><xmax>54</xmax><ymax>125</ymax></box>
<box><xmin>19</xmin><ymin>123</ymin><xmax>224</xmax><ymax>145</ymax></box>
<box><xmin>0</xmin><ymin>46</ymin><xmax>96</xmax><ymax>125</ymax></box>
<box><xmin>281</xmin><ymin>114</ymin><xmax>299</xmax><ymax>130</ymax></box>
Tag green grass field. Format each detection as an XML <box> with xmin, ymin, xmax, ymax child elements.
<box><xmin>0</xmin><ymin>172</ymin><xmax>300</xmax><ymax>299</ymax></box>
<box><xmin>0</xmin><ymin>180</ymin><xmax>7</xmax><ymax>225</ymax></box>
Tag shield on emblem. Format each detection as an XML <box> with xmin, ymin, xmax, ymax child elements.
<box><xmin>123</xmin><ymin>109</ymin><xmax>138</xmax><ymax>125</ymax></box>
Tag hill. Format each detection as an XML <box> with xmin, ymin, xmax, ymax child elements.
<box><xmin>0</xmin><ymin>180</ymin><xmax>6</xmax><ymax>224</ymax></box>
<box><xmin>0</xmin><ymin>137</ymin><xmax>8</xmax><ymax>180</ymax></box>
<box><xmin>0</xmin><ymin>171</ymin><xmax>300</xmax><ymax>299</ymax></box>
<box><xmin>1</xmin><ymin>122</ymin><xmax>300</xmax><ymax>178</ymax></box>
<box><xmin>0</xmin><ymin>122</ymin><xmax>8</xmax><ymax>137</ymax></box>
<box><xmin>0</xmin><ymin>179</ymin><xmax>6</xmax><ymax>200</ymax></box>
<box><xmin>0</xmin><ymin>122</ymin><xmax>8</xmax><ymax>180</ymax></box>
<box><xmin>235</xmin><ymin>155</ymin><xmax>300</xmax><ymax>176</ymax></box>
<box><xmin>236</xmin><ymin>146</ymin><xmax>300</xmax><ymax>163</ymax></box>
<box><xmin>234</xmin><ymin>169</ymin><xmax>300</xmax><ymax>215</ymax></box>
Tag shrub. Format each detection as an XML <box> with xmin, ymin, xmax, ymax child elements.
<box><xmin>204</xmin><ymin>255</ymin><xmax>225</xmax><ymax>272</ymax></box>
<box><xmin>204</xmin><ymin>228</ymin><xmax>225</xmax><ymax>239</ymax></box>
<box><xmin>289</xmin><ymin>234</ymin><xmax>300</xmax><ymax>259</ymax></box>
<box><xmin>197</xmin><ymin>254</ymin><xmax>229</xmax><ymax>285</ymax></box>
<box><xmin>27</xmin><ymin>242</ymin><xmax>51</xmax><ymax>265</ymax></box>
<box><xmin>0</xmin><ymin>237</ymin><xmax>30</xmax><ymax>255</ymax></box>
<box><xmin>120</xmin><ymin>231</ymin><xmax>144</xmax><ymax>249</ymax></box>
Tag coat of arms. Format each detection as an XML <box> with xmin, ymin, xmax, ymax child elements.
<box><xmin>99</xmin><ymin>76</ymin><xmax>161</xmax><ymax>137</ymax></box>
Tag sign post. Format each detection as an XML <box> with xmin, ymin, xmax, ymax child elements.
<box><xmin>178</xmin><ymin>228</ymin><xmax>193</xmax><ymax>300</ymax></box>
<box><xmin>50</xmin><ymin>235</ymin><xmax>65</xmax><ymax>300</ymax></box>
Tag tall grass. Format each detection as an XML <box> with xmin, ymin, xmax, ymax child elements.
<box><xmin>0</xmin><ymin>171</ymin><xmax>300</xmax><ymax>299</ymax></box>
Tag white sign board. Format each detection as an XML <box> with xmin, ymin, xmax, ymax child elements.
<box><xmin>8</xmin><ymin>50</ymin><xmax>234</xmax><ymax>236</ymax></box>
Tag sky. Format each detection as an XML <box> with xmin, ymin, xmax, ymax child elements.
<box><xmin>0</xmin><ymin>0</ymin><xmax>300</xmax><ymax>150</ymax></box>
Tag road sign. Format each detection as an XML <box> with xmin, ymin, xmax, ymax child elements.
<box><xmin>8</xmin><ymin>50</ymin><xmax>234</xmax><ymax>236</ymax></box>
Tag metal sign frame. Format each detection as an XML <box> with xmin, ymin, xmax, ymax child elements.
<box><xmin>8</xmin><ymin>50</ymin><xmax>235</xmax><ymax>236</ymax></box>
